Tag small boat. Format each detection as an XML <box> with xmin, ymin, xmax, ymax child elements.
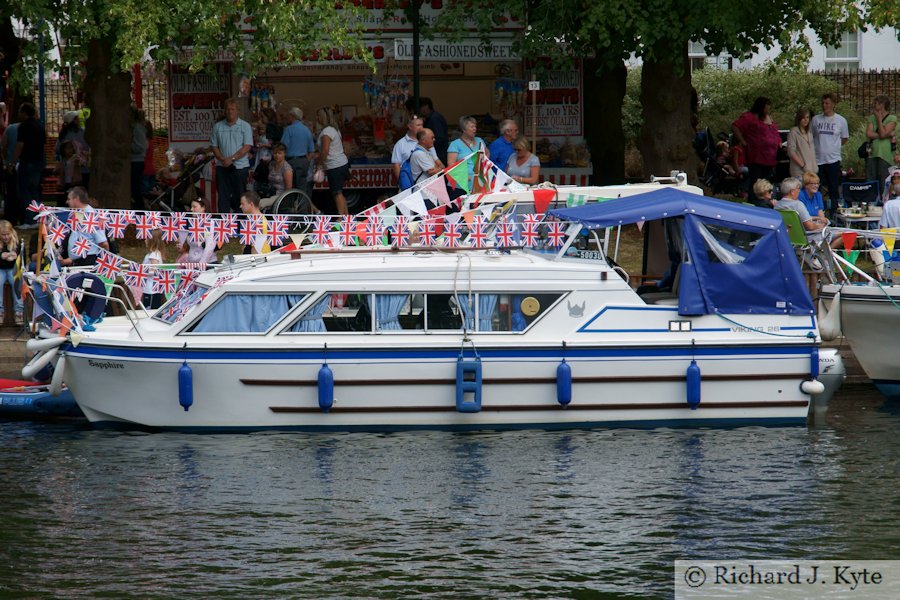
<box><xmin>0</xmin><ymin>378</ymin><xmax>81</xmax><ymax>419</ymax></box>
<box><xmin>819</xmin><ymin>282</ymin><xmax>900</xmax><ymax>398</ymax></box>
<box><xmin>37</xmin><ymin>188</ymin><xmax>835</xmax><ymax>431</ymax></box>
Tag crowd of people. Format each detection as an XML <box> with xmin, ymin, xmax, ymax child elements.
<box><xmin>730</xmin><ymin>92</ymin><xmax>898</xmax><ymax>213</ymax></box>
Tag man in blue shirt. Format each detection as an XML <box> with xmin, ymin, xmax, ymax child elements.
<box><xmin>210</xmin><ymin>98</ymin><xmax>253</xmax><ymax>212</ymax></box>
<box><xmin>280</xmin><ymin>107</ymin><xmax>315</xmax><ymax>195</ymax></box>
<box><xmin>488</xmin><ymin>119</ymin><xmax>519</xmax><ymax>174</ymax></box>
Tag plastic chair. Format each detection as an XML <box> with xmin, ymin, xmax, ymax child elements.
<box><xmin>777</xmin><ymin>209</ymin><xmax>830</xmax><ymax>273</ymax></box>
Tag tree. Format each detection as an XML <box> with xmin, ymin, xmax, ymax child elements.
<box><xmin>5</xmin><ymin>0</ymin><xmax>372</xmax><ymax>208</ymax></box>
<box><xmin>436</xmin><ymin>0</ymin><xmax>899</xmax><ymax>182</ymax></box>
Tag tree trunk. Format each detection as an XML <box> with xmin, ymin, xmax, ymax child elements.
<box><xmin>84</xmin><ymin>37</ymin><xmax>132</xmax><ymax>209</ymax></box>
<box><xmin>637</xmin><ymin>46</ymin><xmax>697</xmax><ymax>181</ymax></box>
<box><xmin>583</xmin><ymin>58</ymin><xmax>626</xmax><ymax>185</ymax></box>
<box><xmin>0</xmin><ymin>15</ymin><xmax>24</xmax><ymax>113</ymax></box>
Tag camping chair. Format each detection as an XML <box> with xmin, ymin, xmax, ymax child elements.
<box><xmin>777</xmin><ymin>209</ymin><xmax>833</xmax><ymax>277</ymax></box>
<box><xmin>841</xmin><ymin>180</ymin><xmax>880</xmax><ymax>207</ymax></box>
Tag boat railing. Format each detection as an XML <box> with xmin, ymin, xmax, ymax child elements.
<box><xmin>27</xmin><ymin>273</ymin><xmax>147</xmax><ymax>341</ymax></box>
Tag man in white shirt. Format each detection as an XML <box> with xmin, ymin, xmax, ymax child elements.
<box><xmin>391</xmin><ymin>115</ymin><xmax>434</xmax><ymax>183</ymax></box>
<box><xmin>880</xmin><ymin>171</ymin><xmax>900</xmax><ymax>228</ymax></box>
<box><xmin>811</xmin><ymin>93</ymin><xmax>849</xmax><ymax>215</ymax></box>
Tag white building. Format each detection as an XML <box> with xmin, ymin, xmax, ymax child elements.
<box><xmin>689</xmin><ymin>27</ymin><xmax>900</xmax><ymax>72</ymax></box>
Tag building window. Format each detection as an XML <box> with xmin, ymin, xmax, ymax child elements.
<box><xmin>824</xmin><ymin>31</ymin><xmax>859</xmax><ymax>71</ymax></box>
<box><xmin>688</xmin><ymin>41</ymin><xmax>732</xmax><ymax>72</ymax></box>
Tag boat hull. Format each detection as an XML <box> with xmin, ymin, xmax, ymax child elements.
<box><xmin>65</xmin><ymin>343</ymin><xmax>815</xmax><ymax>431</ymax></box>
<box><xmin>821</xmin><ymin>285</ymin><xmax>900</xmax><ymax>398</ymax></box>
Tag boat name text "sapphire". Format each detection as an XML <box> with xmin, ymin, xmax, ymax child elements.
<box><xmin>88</xmin><ymin>360</ymin><xmax>124</xmax><ymax>370</ymax></box>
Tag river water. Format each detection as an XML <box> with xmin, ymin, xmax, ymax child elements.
<box><xmin>1</xmin><ymin>385</ymin><xmax>898</xmax><ymax>598</ymax></box>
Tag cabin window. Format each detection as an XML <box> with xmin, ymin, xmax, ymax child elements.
<box><xmin>286</xmin><ymin>293</ymin><xmax>374</xmax><ymax>333</ymax></box>
<box><xmin>190</xmin><ymin>294</ymin><xmax>306</xmax><ymax>333</ymax></box>
<box><xmin>155</xmin><ymin>284</ymin><xmax>208</xmax><ymax>324</ymax></box>
<box><xmin>425</xmin><ymin>294</ymin><xmax>463</xmax><ymax>330</ymax></box>
<box><xmin>696</xmin><ymin>222</ymin><xmax>761</xmax><ymax>264</ymax></box>
<box><xmin>282</xmin><ymin>292</ymin><xmax>562</xmax><ymax>334</ymax></box>
<box><xmin>486</xmin><ymin>293</ymin><xmax>563</xmax><ymax>331</ymax></box>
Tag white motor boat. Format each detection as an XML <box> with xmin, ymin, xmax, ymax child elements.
<box><xmin>819</xmin><ymin>282</ymin><xmax>900</xmax><ymax>398</ymax></box>
<box><xmin>39</xmin><ymin>189</ymin><xmax>832</xmax><ymax>431</ymax></box>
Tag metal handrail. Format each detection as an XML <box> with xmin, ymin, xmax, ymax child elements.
<box><xmin>26</xmin><ymin>274</ymin><xmax>146</xmax><ymax>341</ymax></box>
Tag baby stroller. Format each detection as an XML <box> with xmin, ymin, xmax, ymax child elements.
<box><xmin>694</xmin><ymin>128</ymin><xmax>738</xmax><ymax>194</ymax></box>
<box><xmin>146</xmin><ymin>152</ymin><xmax>215</xmax><ymax>212</ymax></box>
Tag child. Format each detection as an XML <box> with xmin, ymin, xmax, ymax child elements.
<box><xmin>140</xmin><ymin>230</ymin><xmax>167</xmax><ymax>309</ymax></box>
<box><xmin>56</xmin><ymin>140</ymin><xmax>83</xmax><ymax>191</ymax></box>
<box><xmin>714</xmin><ymin>140</ymin><xmax>738</xmax><ymax>177</ymax></box>
<box><xmin>0</xmin><ymin>220</ymin><xmax>24</xmax><ymax>323</ymax></box>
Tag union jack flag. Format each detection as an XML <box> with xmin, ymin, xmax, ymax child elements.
<box><xmin>546</xmin><ymin>221</ymin><xmax>567</xmax><ymax>247</ymax></box>
<box><xmin>523</xmin><ymin>214</ymin><xmax>543</xmax><ymax>227</ymax></box>
<box><xmin>339</xmin><ymin>216</ymin><xmax>357</xmax><ymax>247</ymax></box>
<box><xmin>468</xmin><ymin>217</ymin><xmax>487</xmax><ymax>248</ymax></box>
<box><xmin>155</xmin><ymin>269</ymin><xmax>177</xmax><ymax>295</ymax></box>
<box><xmin>67</xmin><ymin>211</ymin><xmax>80</xmax><ymax>230</ymax></box>
<box><xmin>211</xmin><ymin>217</ymin><xmax>233</xmax><ymax>247</ymax></box>
<box><xmin>239</xmin><ymin>216</ymin><xmax>260</xmax><ymax>246</ymax></box>
<box><xmin>27</xmin><ymin>200</ymin><xmax>47</xmax><ymax>214</ymax></box>
<box><xmin>124</xmin><ymin>263</ymin><xmax>151</xmax><ymax>289</ymax></box>
<box><xmin>391</xmin><ymin>217</ymin><xmax>410</xmax><ymax>248</ymax></box>
<box><xmin>71</xmin><ymin>236</ymin><xmax>93</xmax><ymax>258</ymax></box>
<box><xmin>81</xmin><ymin>211</ymin><xmax>103</xmax><ymax>234</ymax></box>
<box><xmin>185</xmin><ymin>216</ymin><xmax>207</xmax><ymax>244</ymax></box>
<box><xmin>365</xmin><ymin>219</ymin><xmax>384</xmax><ymax>246</ymax></box>
<box><xmin>134</xmin><ymin>213</ymin><xmax>154</xmax><ymax>239</ymax></box>
<box><xmin>95</xmin><ymin>251</ymin><xmax>121</xmax><ymax>279</ymax></box>
<box><xmin>48</xmin><ymin>222</ymin><xmax>69</xmax><ymax>247</ymax></box>
<box><xmin>221</xmin><ymin>214</ymin><xmax>238</xmax><ymax>242</ymax></box>
<box><xmin>160</xmin><ymin>215</ymin><xmax>182</xmax><ymax>242</ymax></box>
<box><xmin>495</xmin><ymin>219</ymin><xmax>517</xmax><ymax>248</ymax></box>
<box><xmin>443</xmin><ymin>222</ymin><xmax>462</xmax><ymax>247</ymax></box>
<box><xmin>122</xmin><ymin>210</ymin><xmax>137</xmax><ymax>224</ymax></box>
<box><xmin>312</xmin><ymin>216</ymin><xmax>332</xmax><ymax>245</ymax></box>
<box><xmin>521</xmin><ymin>223</ymin><xmax>540</xmax><ymax>247</ymax></box>
<box><xmin>268</xmin><ymin>215</ymin><xmax>288</xmax><ymax>247</ymax></box>
<box><xmin>420</xmin><ymin>221</ymin><xmax>437</xmax><ymax>246</ymax></box>
<box><xmin>177</xmin><ymin>269</ymin><xmax>200</xmax><ymax>291</ymax></box>
<box><xmin>105</xmin><ymin>212</ymin><xmax>129</xmax><ymax>239</ymax></box>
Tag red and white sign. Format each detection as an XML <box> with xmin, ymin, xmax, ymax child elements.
<box><xmin>523</xmin><ymin>63</ymin><xmax>583</xmax><ymax>137</ymax></box>
<box><xmin>169</xmin><ymin>64</ymin><xmax>231</xmax><ymax>143</ymax></box>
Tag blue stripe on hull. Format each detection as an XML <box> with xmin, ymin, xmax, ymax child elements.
<box><xmin>89</xmin><ymin>416</ymin><xmax>808</xmax><ymax>433</ymax></box>
<box><xmin>872</xmin><ymin>381</ymin><xmax>900</xmax><ymax>400</ymax></box>
<box><xmin>66</xmin><ymin>343</ymin><xmax>816</xmax><ymax>362</ymax></box>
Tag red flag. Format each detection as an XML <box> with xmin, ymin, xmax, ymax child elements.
<box><xmin>533</xmin><ymin>189</ymin><xmax>556</xmax><ymax>215</ymax></box>
<box><xmin>841</xmin><ymin>231</ymin><xmax>858</xmax><ymax>252</ymax></box>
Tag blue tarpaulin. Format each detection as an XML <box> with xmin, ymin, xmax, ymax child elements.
<box><xmin>549</xmin><ymin>189</ymin><xmax>814</xmax><ymax>316</ymax></box>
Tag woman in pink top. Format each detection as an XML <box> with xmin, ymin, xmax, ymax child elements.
<box><xmin>732</xmin><ymin>96</ymin><xmax>781</xmax><ymax>207</ymax></box>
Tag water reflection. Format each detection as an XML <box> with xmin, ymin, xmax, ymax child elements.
<box><xmin>1</xmin><ymin>387</ymin><xmax>899</xmax><ymax>597</ymax></box>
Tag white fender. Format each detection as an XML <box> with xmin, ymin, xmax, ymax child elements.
<box><xmin>25</xmin><ymin>336</ymin><xmax>67</xmax><ymax>353</ymax></box>
<box><xmin>818</xmin><ymin>292</ymin><xmax>842</xmax><ymax>341</ymax></box>
<box><xmin>21</xmin><ymin>345</ymin><xmax>60</xmax><ymax>380</ymax></box>
<box><xmin>800</xmin><ymin>379</ymin><xmax>826</xmax><ymax>395</ymax></box>
<box><xmin>49</xmin><ymin>354</ymin><xmax>66</xmax><ymax>397</ymax></box>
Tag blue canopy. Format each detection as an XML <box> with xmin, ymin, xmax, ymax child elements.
<box><xmin>549</xmin><ymin>187</ymin><xmax>784</xmax><ymax>230</ymax></box>
<box><xmin>549</xmin><ymin>189</ymin><xmax>814</xmax><ymax>316</ymax></box>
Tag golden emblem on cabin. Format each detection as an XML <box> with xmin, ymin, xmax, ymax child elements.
<box><xmin>520</xmin><ymin>296</ymin><xmax>540</xmax><ymax>316</ymax></box>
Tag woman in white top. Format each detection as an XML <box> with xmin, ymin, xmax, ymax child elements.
<box><xmin>316</xmin><ymin>107</ymin><xmax>350</xmax><ymax>215</ymax></box>
<box><xmin>505</xmin><ymin>137</ymin><xmax>541</xmax><ymax>185</ymax></box>
<box><xmin>786</xmin><ymin>107</ymin><xmax>817</xmax><ymax>179</ymax></box>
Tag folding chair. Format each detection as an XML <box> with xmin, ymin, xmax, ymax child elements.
<box><xmin>777</xmin><ymin>209</ymin><xmax>832</xmax><ymax>276</ymax></box>
<box><xmin>842</xmin><ymin>180</ymin><xmax>880</xmax><ymax>207</ymax></box>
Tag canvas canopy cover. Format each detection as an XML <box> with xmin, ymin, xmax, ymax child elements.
<box><xmin>549</xmin><ymin>189</ymin><xmax>814</xmax><ymax>316</ymax></box>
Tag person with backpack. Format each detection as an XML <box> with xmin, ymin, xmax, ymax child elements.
<box><xmin>392</xmin><ymin>115</ymin><xmax>434</xmax><ymax>187</ymax></box>
<box><xmin>405</xmin><ymin>129</ymin><xmax>444</xmax><ymax>189</ymax></box>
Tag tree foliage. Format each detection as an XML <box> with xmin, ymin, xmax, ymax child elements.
<box><xmin>6</xmin><ymin>0</ymin><xmax>372</xmax><ymax>89</ymax></box>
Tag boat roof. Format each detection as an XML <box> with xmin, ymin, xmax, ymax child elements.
<box><xmin>548</xmin><ymin>188</ymin><xmax>783</xmax><ymax>230</ymax></box>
